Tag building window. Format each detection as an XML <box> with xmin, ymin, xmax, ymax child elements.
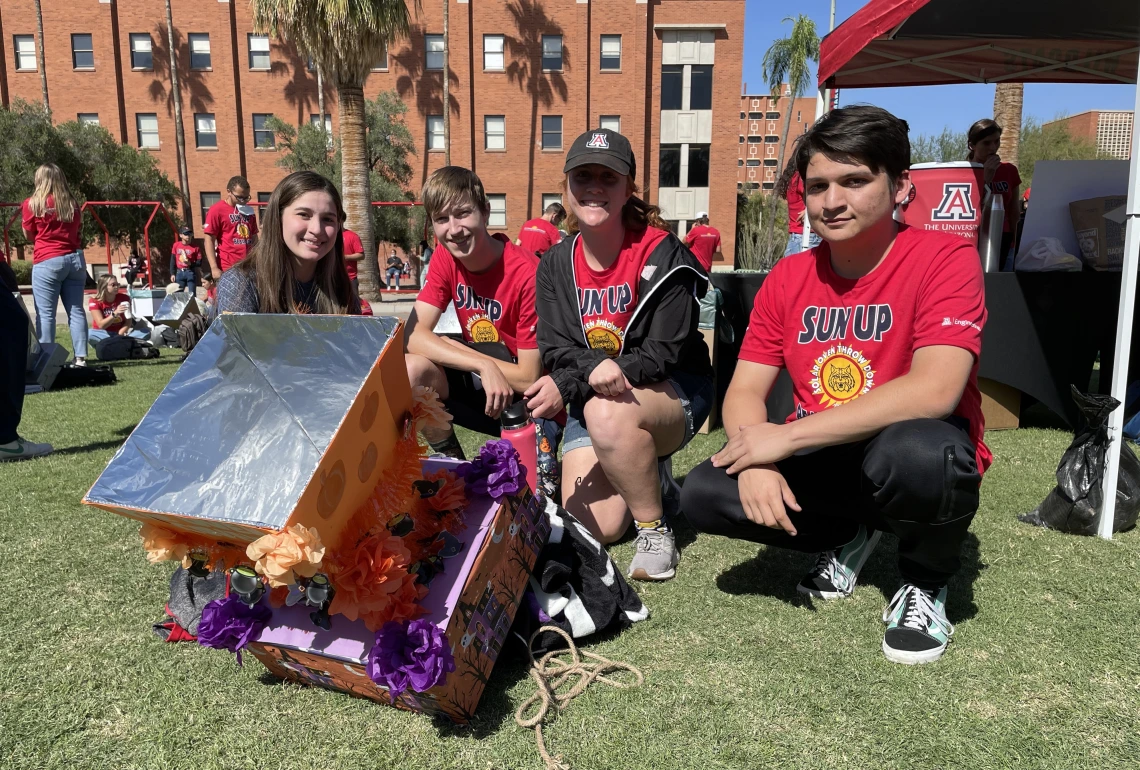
<box><xmin>688</xmin><ymin>144</ymin><xmax>710</xmax><ymax>187</ymax></box>
<box><xmin>189</xmin><ymin>33</ymin><xmax>211</xmax><ymax>69</ymax></box>
<box><xmin>747</xmin><ymin>136</ymin><xmax>762</xmax><ymax>143</ymax></box>
<box><xmin>425</xmin><ymin>34</ymin><xmax>444</xmax><ymax>70</ymax></box>
<box><xmin>746</xmin><ymin>159</ymin><xmax>760</xmax><ymax>167</ymax></box>
<box><xmin>129</xmin><ymin>34</ymin><xmax>153</xmax><ymax>70</ymax></box>
<box><xmin>71</xmin><ymin>34</ymin><xmax>94</xmax><ymax>69</ymax></box>
<box><xmin>248</xmin><ymin>35</ymin><xmax>270</xmax><ymax>70</ymax></box>
<box><xmin>14</xmin><ymin>35</ymin><xmax>36</xmax><ymax>71</ymax></box>
<box><xmin>765</xmin><ymin>135</ymin><xmax>780</xmax><ymax>143</ymax></box>
<box><xmin>738</xmin><ymin>136</ymin><xmax>744</xmax><ymax>143</ymax></box>
<box><xmin>600</xmin><ymin>35</ymin><xmax>621</xmax><ymax>71</ymax></box>
<box><xmin>737</xmin><ymin>159</ymin><xmax>744</xmax><ymax>166</ymax></box>
<box><xmin>762</xmin><ymin>182</ymin><xmax>775</xmax><ymax>190</ymax></box>
<box><xmin>427</xmin><ymin>115</ymin><xmax>445</xmax><ymax>151</ymax></box>
<box><xmin>764</xmin><ymin>158</ymin><xmax>778</xmax><ymax>166</ymax></box>
<box><xmin>690</xmin><ymin>65</ymin><xmax>712</xmax><ymax>110</ymax></box>
<box><xmin>257</xmin><ymin>192</ymin><xmax>271</xmax><ymax>223</ymax></box>
<box><xmin>487</xmin><ymin>194</ymin><xmax>506</xmax><ymax>229</ymax></box>
<box><xmin>740</xmin><ymin>111</ymin><xmax>746</xmax><ymax>119</ymax></box>
<box><xmin>483</xmin><ymin>35</ymin><xmax>504</xmax><ymax>71</ymax></box>
<box><xmin>748</xmin><ymin>112</ymin><xmax>763</xmax><ymax>120</ymax></box>
<box><xmin>77</xmin><ymin>113</ymin><xmax>99</xmax><ymax>126</ymax></box>
<box><xmin>371</xmin><ymin>42</ymin><xmax>388</xmax><ymax>71</ymax></box>
<box><xmin>195</xmin><ymin>113</ymin><xmax>217</xmax><ymax>148</ymax></box>
<box><xmin>659</xmin><ymin>145</ymin><xmax>681</xmax><ymax>187</ymax></box>
<box><xmin>541</xmin><ymin>36</ymin><xmax>562</xmax><ymax>71</ymax></box>
<box><xmin>541</xmin><ymin>115</ymin><xmax>562</xmax><ymax>149</ymax></box>
<box><xmin>310</xmin><ymin>114</ymin><xmax>333</xmax><ymax>136</ymax></box>
<box><xmin>796</xmin><ymin>110</ymin><xmax>802</xmax><ymax>122</ymax></box>
<box><xmin>136</xmin><ymin>113</ymin><xmax>159</xmax><ymax>148</ymax></box>
<box><xmin>599</xmin><ymin>115</ymin><xmax>620</xmax><ymax>133</ymax></box>
<box><xmin>200</xmin><ymin>192</ymin><xmax>221</xmax><ymax>224</ymax></box>
<box><xmin>485</xmin><ymin>115</ymin><xmax>505</xmax><ymax>150</ymax></box>
<box><xmin>766</xmin><ymin>111</ymin><xmax>780</xmax><ymax>120</ymax></box>
<box><xmin>542</xmin><ymin>193</ymin><xmax>562</xmax><ymax>211</ymax></box>
<box><xmin>252</xmin><ymin>114</ymin><xmax>274</xmax><ymax>148</ymax></box>
<box><xmin>662</xmin><ymin>65</ymin><xmax>682</xmax><ymax>110</ymax></box>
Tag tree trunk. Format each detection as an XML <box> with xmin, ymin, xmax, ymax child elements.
<box><xmin>993</xmin><ymin>83</ymin><xmax>1023</xmax><ymax>168</ymax></box>
<box><xmin>340</xmin><ymin>84</ymin><xmax>379</xmax><ymax>301</ymax></box>
<box><xmin>317</xmin><ymin>68</ymin><xmax>327</xmax><ymax>145</ymax></box>
<box><xmin>774</xmin><ymin>83</ymin><xmax>796</xmax><ymax>195</ymax></box>
<box><xmin>442</xmin><ymin>0</ymin><xmax>451</xmax><ymax>166</ymax></box>
<box><xmin>165</xmin><ymin>0</ymin><xmax>192</xmax><ymax>229</ymax></box>
<box><xmin>33</xmin><ymin>0</ymin><xmax>49</xmax><ymax>110</ymax></box>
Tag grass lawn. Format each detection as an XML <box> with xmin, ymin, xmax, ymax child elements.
<box><xmin>3</xmin><ymin>344</ymin><xmax>1139</xmax><ymax>769</ymax></box>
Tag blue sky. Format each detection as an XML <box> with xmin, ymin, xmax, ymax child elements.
<box><xmin>742</xmin><ymin>0</ymin><xmax>1137</xmax><ymax>138</ymax></box>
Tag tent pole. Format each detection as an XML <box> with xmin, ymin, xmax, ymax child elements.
<box><xmin>1098</xmin><ymin>77</ymin><xmax>1140</xmax><ymax>540</ymax></box>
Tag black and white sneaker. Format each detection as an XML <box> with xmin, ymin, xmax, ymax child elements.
<box><xmin>882</xmin><ymin>583</ymin><xmax>954</xmax><ymax>664</ymax></box>
<box><xmin>796</xmin><ymin>525</ymin><xmax>881</xmax><ymax>599</ymax></box>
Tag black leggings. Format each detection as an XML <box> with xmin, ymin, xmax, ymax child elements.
<box><xmin>1</xmin><ymin>289</ymin><xmax>29</xmax><ymax>443</ymax></box>
<box><xmin>681</xmin><ymin>418</ymin><xmax>980</xmax><ymax>589</ymax></box>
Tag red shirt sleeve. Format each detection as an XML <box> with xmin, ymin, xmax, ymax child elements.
<box><xmin>342</xmin><ymin>230</ymin><xmax>363</xmax><ymax>254</ymax></box>
<box><xmin>913</xmin><ymin>238</ymin><xmax>986</xmax><ymax>358</ymax></box>
<box><xmin>203</xmin><ymin>204</ymin><xmax>221</xmax><ymax>236</ymax></box>
<box><xmin>20</xmin><ymin>200</ymin><xmax>36</xmax><ymax>239</ymax></box>
<box><xmin>248</xmin><ymin>212</ymin><xmax>259</xmax><ymax>238</ymax></box>
<box><xmin>416</xmin><ymin>250</ymin><xmax>453</xmax><ymax>310</ymax></box>
<box><xmin>515</xmin><ymin>262</ymin><xmax>539</xmax><ymax>350</ymax></box>
<box><xmin>737</xmin><ymin>262</ymin><xmax>787</xmax><ymax>368</ymax></box>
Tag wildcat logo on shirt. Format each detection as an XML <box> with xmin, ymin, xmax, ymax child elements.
<box><xmin>584</xmin><ymin>319</ymin><xmax>623</xmax><ymax>357</ymax></box>
<box><xmin>810</xmin><ymin>345</ymin><xmax>875</xmax><ymax>407</ymax></box>
<box><xmin>230</xmin><ymin>212</ymin><xmax>254</xmax><ymax>245</ymax></box>
<box><xmin>798</xmin><ymin>304</ymin><xmax>893</xmax><ymax>344</ymax></box>
<box><xmin>932</xmin><ymin>183</ymin><xmax>976</xmax><ymax>222</ymax></box>
<box><xmin>455</xmin><ymin>284</ymin><xmax>503</xmax><ymax>322</ymax></box>
<box><xmin>465</xmin><ymin>314</ymin><xmax>500</xmax><ymax>343</ymax></box>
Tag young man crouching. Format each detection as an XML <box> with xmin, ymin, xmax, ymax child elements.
<box><xmin>682</xmin><ymin>106</ymin><xmax>989</xmax><ymax>664</ymax></box>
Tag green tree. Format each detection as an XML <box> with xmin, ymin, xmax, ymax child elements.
<box><xmin>1017</xmin><ymin>116</ymin><xmax>1101</xmax><ymax>195</ymax></box>
<box><xmin>762</xmin><ymin>15</ymin><xmax>819</xmax><ymax>184</ymax></box>
<box><xmin>735</xmin><ymin>191</ymin><xmax>788</xmax><ymax>271</ymax></box>
<box><xmin>251</xmin><ymin>0</ymin><xmax>413</xmax><ymax>301</ymax></box>
<box><xmin>910</xmin><ymin>127</ymin><xmax>968</xmax><ymax>164</ymax></box>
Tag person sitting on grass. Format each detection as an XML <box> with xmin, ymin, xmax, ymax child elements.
<box><xmin>523</xmin><ymin>128</ymin><xmax>713</xmax><ymax>582</ymax></box>
<box><xmin>681</xmin><ymin>105</ymin><xmax>989</xmax><ymax>665</ymax></box>
<box><xmin>404</xmin><ymin>166</ymin><xmax>542</xmax><ymax>460</ymax></box>
<box><xmin>216</xmin><ymin>171</ymin><xmax>359</xmax><ymax>316</ymax></box>
<box><xmin>88</xmin><ymin>274</ymin><xmax>150</xmax><ymax>344</ymax></box>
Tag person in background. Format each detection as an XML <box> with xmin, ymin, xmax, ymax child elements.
<box><xmin>201</xmin><ymin>273</ymin><xmax>218</xmax><ymax>318</ymax></box>
<box><xmin>203</xmin><ymin>176</ymin><xmax>259</xmax><ymax>278</ymax></box>
<box><xmin>418</xmin><ymin>239</ymin><xmax>433</xmax><ymax>288</ymax></box>
<box><xmin>385</xmin><ymin>249</ymin><xmax>404</xmax><ymax>290</ymax></box>
<box><xmin>0</xmin><ymin>288</ymin><xmax>52</xmax><ymax>461</ymax></box>
<box><xmin>684</xmin><ymin>211</ymin><xmax>721</xmax><ymax>272</ymax></box>
<box><xmin>22</xmin><ymin>163</ymin><xmax>88</xmax><ymax>366</ymax></box>
<box><xmin>966</xmin><ymin>118</ymin><xmax>1021</xmax><ymax>261</ymax></box>
<box><xmin>515</xmin><ymin>202</ymin><xmax>566</xmax><ymax>257</ymax></box>
<box><xmin>170</xmin><ymin>227</ymin><xmax>202</xmax><ymax>297</ymax></box>
<box><xmin>88</xmin><ymin>274</ymin><xmax>149</xmax><ymax>344</ymax></box>
<box><xmin>342</xmin><ymin>227</ymin><xmax>364</xmax><ymax>297</ymax></box>
<box><xmin>777</xmin><ymin>153</ymin><xmax>822</xmax><ymax>257</ymax></box>
<box><xmin>123</xmin><ymin>250</ymin><xmax>147</xmax><ymax>287</ymax></box>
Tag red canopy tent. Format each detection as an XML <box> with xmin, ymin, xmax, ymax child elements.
<box><xmin>818</xmin><ymin>0</ymin><xmax>1140</xmax><ymax>539</ymax></box>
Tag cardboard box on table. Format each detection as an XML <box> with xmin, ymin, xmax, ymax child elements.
<box><xmin>1070</xmin><ymin>196</ymin><xmax>1128</xmax><ymax>270</ymax></box>
<box><xmin>248</xmin><ymin>467</ymin><xmax>551</xmax><ymax>723</ymax></box>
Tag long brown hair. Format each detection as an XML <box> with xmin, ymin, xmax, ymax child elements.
<box><xmin>28</xmin><ymin>163</ymin><xmax>78</xmax><ymax>222</ymax></box>
<box><xmin>562</xmin><ymin>177</ymin><xmax>670</xmax><ymax>235</ymax></box>
<box><xmin>966</xmin><ymin>118</ymin><xmax>1002</xmax><ymax>160</ymax></box>
<box><xmin>237</xmin><ymin>171</ymin><xmax>357</xmax><ymax>315</ymax></box>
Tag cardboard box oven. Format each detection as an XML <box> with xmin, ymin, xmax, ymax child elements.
<box><xmin>248</xmin><ymin>474</ymin><xmax>551</xmax><ymax>723</ymax></box>
<box><xmin>1070</xmin><ymin>196</ymin><xmax>1128</xmax><ymax>270</ymax></box>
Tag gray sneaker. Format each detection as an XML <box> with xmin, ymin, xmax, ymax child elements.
<box><xmin>627</xmin><ymin>527</ymin><xmax>679</xmax><ymax>581</ymax></box>
<box><xmin>0</xmin><ymin>436</ymin><xmax>54</xmax><ymax>462</ymax></box>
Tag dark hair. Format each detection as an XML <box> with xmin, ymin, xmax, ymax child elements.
<box><xmin>226</xmin><ymin>175</ymin><xmax>250</xmax><ymax>193</ymax></box>
<box><xmin>236</xmin><ymin>171</ymin><xmax>357</xmax><ymax>315</ymax></box>
<box><xmin>966</xmin><ymin>119</ymin><xmax>1002</xmax><ymax>159</ymax></box>
<box><xmin>795</xmin><ymin>105</ymin><xmax>911</xmax><ymax>184</ymax></box>
<box><xmin>775</xmin><ymin>136</ymin><xmax>806</xmax><ymax>198</ymax></box>
<box><xmin>544</xmin><ymin>202</ymin><xmax>565</xmax><ymax>218</ymax></box>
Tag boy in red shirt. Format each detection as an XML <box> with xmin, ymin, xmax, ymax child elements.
<box><xmin>170</xmin><ymin>226</ymin><xmax>202</xmax><ymax>297</ymax></box>
<box><xmin>405</xmin><ymin>167</ymin><xmax>542</xmax><ymax>458</ymax></box>
<box><xmin>203</xmin><ymin>176</ymin><xmax>259</xmax><ymax>277</ymax></box>
<box><xmin>683</xmin><ymin>212</ymin><xmax>721</xmax><ymax>271</ymax></box>
<box><xmin>342</xmin><ymin>228</ymin><xmax>364</xmax><ymax>297</ymax></box>
<box><xmin>515</xmin><ymin>202</ymin><xmax>565</xmax><ymax>257</ymax></box>
<box><xmin>682</xmin><ymin>106</ymin><xmax>987</xmax><ymax>665</ymax></box>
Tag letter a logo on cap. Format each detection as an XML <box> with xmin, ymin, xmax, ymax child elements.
<box><xmin>586</xmin><ymin>132</ymin><xmax>609</xmax><ymax>149</ymax></box>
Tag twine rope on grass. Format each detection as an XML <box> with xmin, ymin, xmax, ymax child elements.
<box><xmin>514</xmin><ymin>625</ymin><xmax>644</xmax><ymax>770</ymax></box>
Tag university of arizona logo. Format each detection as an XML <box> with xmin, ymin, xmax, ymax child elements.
<box><xmin>586</xmin><ymin>132</ymin><xmax>609</xmax><ymax>149</ymax></box>
<box><xmin>931</xmin><ymin>183</ymin><xmax>976</xmax><ymax>222</ymax></box>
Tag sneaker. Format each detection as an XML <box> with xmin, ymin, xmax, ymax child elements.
<box><xmin>0</xmin><ymin>436</ymin><xmax>54</xmax><ymax>462</ymax></box>
<box><xmin>627</xmin><ymin>527</ymin><xmax>679</xmax><ymax>581</ymax></box>
<box><xmin>73</xmin><ymin>357</ymin><xmax>86</xmax><ymax>367</ymax></box>
<box><xmin>658</xmin><ymin>457</ymin><xmax>682</xmax><ymax>522</ymax></box>
<box><xmin>882</xmin><ymin>583</ymin><xmax>954</xmax><ymax>664</ymax></box>
<box><xmin>796</xmin><ymin>525</ymin><xmax>881</xmax><ymax>599</ymax></box>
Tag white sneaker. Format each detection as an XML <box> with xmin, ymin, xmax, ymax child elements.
<box><xmin>0</xmin><ymin>436</ymin><xmax>54</xmax><ymax>462</ymax></box>
<box><xmin>73</xmin><ymin>357</ymin><xmax>86</xmax><ymax>367</ymax></box>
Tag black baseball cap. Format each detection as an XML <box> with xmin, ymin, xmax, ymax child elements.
<box><xmin>179</xmin><ymin>226</ymin><xmax>192</xmax><ymax>235</ymax></box>
<box><xmin>563</xmin><ymin>128</ymin><xmax>636</xmax><ymax>179</ymax></box>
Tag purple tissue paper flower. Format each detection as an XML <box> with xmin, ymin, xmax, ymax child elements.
<box><xmin>366</xmin><ymin>619</ymin><xmax>455</xmax><ymax>702</ymax></box>
<box><xmin>197</xmin><ymin>594</ymin><xmax>272</xmax><ymax>665</ymax></box>
<box><xmin>458</xmin><ymin>439</ymin><xmax>526</xmax><ymax>500</ymax></box>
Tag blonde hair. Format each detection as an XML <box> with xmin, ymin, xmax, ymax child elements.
<box><xmin>95</xmin><ymin>273</ymin><xmax>120</xmax><ymax>303</ymax></box>
<box><xmin>562</xmin><ymin>176</ymin><xmax>670</xmax><ymax>235</ymax></box>
<box><xmin>421</xmin><ymin>166</ymin><xmax>490</xmax><ymax>221</ymax></box>
<box><xmin>27</xmin><ymin>164</ymin><xmax>78</xmax><ymax>222</ymax></box>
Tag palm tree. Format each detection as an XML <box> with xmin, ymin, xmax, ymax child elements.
<box><xmin>762</xmin><ymin>15</ymin><xmax>819</xmax><ymax>185</ymax></box>
<box><xmin>163</xmin><ymin>0</ymin><xmax>193</xmax><ymax>228</ymax></box>
<box><xmin>442</xmin><ymin>0</ymin><xmax>450</xmax><ymax>165</ymax></box>
<box><xmin>993</xmin><ymin>82</ymin><xmax>1024</xmax><ymax>168</ymax></box>
<box><xmin>251</xmin><ymin>0</ymin><xmax>412</xmax><ymax>301</ymax></box>
<box><xmin>33</xmin><ymin>0</ymin><xmax>49</xmax><ymax>109</ymax></box>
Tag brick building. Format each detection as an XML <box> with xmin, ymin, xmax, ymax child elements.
<box><xmin>0</xmin><ymin>0</ymin><xmax>744</xmax><ymax>267</ymax></box>
<box><xmin>737</xmin><ymin>88</ymin><xmax>817</xmax><ymax>194</ymax></box>
<box><xmin>1045</xmin><ymin>110</ymin><xmax>1134</xmax><ymax>160</ymax></box>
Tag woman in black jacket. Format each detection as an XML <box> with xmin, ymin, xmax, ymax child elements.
<box><xmin>524</xmin><ymin>128</ymin><xmax>712</xmax><ymax>582</ymax></box>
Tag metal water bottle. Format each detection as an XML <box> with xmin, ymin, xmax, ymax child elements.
<box><xmin>500</xmin><ymin>402</ymin><xmax>539</xmax><ymax>497</ymax></box>
<box><xmin>980</xmin><ymin>191</ymin><xmax>1005</xmax><ymax>273</ymax></box>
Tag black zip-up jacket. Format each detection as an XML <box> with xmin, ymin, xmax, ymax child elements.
<box><xmin>536</xmin><ymin>229</ymin><xmax>713</xmax><ymax>407</ymax></box>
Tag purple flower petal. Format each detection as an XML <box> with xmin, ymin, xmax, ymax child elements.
<box><xmin>197</xmin><ymin>594</ymin><xmax>272</xmax><ymax>666</ymax></box>
<box><xmin>366</xmin><ymin>618</ymin><xmax>455</xmax><ymax>701</ymax></box>
<box><xmin>458</xmin><ymin>440</ymin><xmax>526</xmax><ymax>501</ymax></box>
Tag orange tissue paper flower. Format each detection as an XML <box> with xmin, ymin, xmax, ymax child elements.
<box><xmin>140</xmin><ymin>523</ymin><xmax>190</xmax><ymax>566</ymax></box>
<box><xmin>246</xmin><ymin>523</ymin><xmax>326</xmax><ymax>588</ymax></box>
<box><xmin>327</xmin><ymin>530</ymin><xmax>421</xmax><ymax>629</ymax></box>
<box><xmin>424</xmin><ymin>469</ymin><xmax>467</xmax><ymax>515</ymax></box>
<box><xmin>412</xmin><ymin>385</ymin><xmax>453</xmax><ymax>436</ymax></box>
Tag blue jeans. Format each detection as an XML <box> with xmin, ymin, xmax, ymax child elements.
<box><xmin>89</xmin><ymin>327</ymin><xmax>149</xmax><ymax>345</ymax></box>
<box><xmin>31</xmin><ymin>250</ymin><xmax>88</xmax><ymax>357</ymax></box>
<box><xmin>175</xmin><ymin>268</ymin><xmax>197</xmax><ymax>297</ymax></box>
<box><xmin>386</xmin><ymin>267</ymin><xmax>402</xmax><ymax>289</ymax></box>
<box><xmin>785</xmin><ymin>229</ymin><xmax>822</xmax><ymax>257</ymax></box>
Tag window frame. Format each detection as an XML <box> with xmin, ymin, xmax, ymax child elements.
<box><xmin>77</xmin><ymin>113</ymin><xmax>100</xmax><ymax>126</ymax></box>
<box><xmin>200</xmin><ymin>192</ymin><xmax>221</xmax><ymax>226</ymax></box>
<box><xmin>427</xmin><ymin>115</ymin><xmax>445</xmax><ymax>151</ymax></box>
<box><xmin>14</xmin><ymin>35</ymin><xmax>36</xmax><ymax>71</ymax></box>
<box><xmin>257</xmin><ymin>192</ymin><xmax>271</xmax><ymax>223</ymax></box>
<box><xmin>370</xmin><ymin>42</ymin><xmax>389</xmax><ymax>71</ymax></box>
<box><xmin>484</xmin><ymin>115</ymin><xmax>505</xmax><ymax>151</ymax></box>
<box><xmin>541</xmin><ymin>35</ymin><xmax>563</xmax><ymax>72</ymax></box>
<box><xmin>483</xmin><ymin>34</ymin><xmax>504</xmax><ymax>71</ymax></box>
<box><xmin>425</xmin><ymin>34</ymin><xmax>444</xmax><ymax>71</ymax></box>
<box><xmin>136</xmin><ymin>113</ymin><xmax>160</xmax><ymax>149</ymax></box>
<box><xmin>194</xmin><ymin>113</ymin><xmax>217</xmax><ymax>149</ymax></box>
<box><xmin>71</xmin><ymin>34</ymin><xmax>94</xmax><ymax>70</ymax></box>
<box><xmin>600</xmin><ymin>34</ymin><xmax>621</xmax><ymax>71</ymax></box>
<box><xmin>486</xmin><ymin>194</ymin><xmax>507</xmax><ymax>229</ymax></box>
<box><xmin>129</xmin><ymin>33</ymin><xmax>153</xmax><ymax>70</ymax></box>
<box><xmin>599</xmin><ymin>115</ymin><xmax>621</xmax><ymax>133</ymax></box>
<box><xmin>659</xmin><ymin>144</ymin><xmax>681</xmax><ymax>188</ymax></box>
<box><xmin>689</xmin><ymin>64</ymin><xmax>713</xmax><ymax>110</ymax></box>
<box><xmin>541</xmin><ymin>193</ymin><xmax>563</xmax><ymax>212</ymax></box>
<box><xmin>252</xmin><ymin>114</ymin><xmax>275</xmax><ymax>149</ymax></box>
<box><xmin>661</xmin><ymin>65</ymin><xmax>683</xmax><ymax>111</ymax></box>
<box><xmin>248</xmin><ymin>34</ymin><xmax>271</xmax><ymax>70</ymax></box>
<box><xmin>188</xmin><ymin>33</ymin><xmax>212</xmax><ymax>70</ymax></box>
<box><xmin>540</xmin><ymin>115</ymin><xmax>563</xmax><ymax>150</ymax></box>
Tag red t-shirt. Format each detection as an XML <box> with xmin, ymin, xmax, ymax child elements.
<box><xmin>573</xmin><ymin>226</ymin><xmax>669</xmax><ymax>358</ymax></box>
<box><xmin>342</xmin><ymin>229</ymin><xmax>363</xmax><ymax>281</ymax></box>
<box><xmin>987</xmin><ymin>163</ymin><xmax>1022</xmax><ymax>232</ymax></box>
<box><xmin>206</xmin><ymin>284</ymin><xmax>217</xmax><ymax>303</ymax></box>
<box><xmin>417</xmin><ymin>233</ymin><xmax>539</xmax><ymax>357</ymax></box>
<box><xmin>684</xmin><ymin>225</ymin><xmax>721</xmax><ymax>271</ymax></box>
<box><xmin>89</xmin><ymin>290</ymin><xmax>130</xmax><ymax>333</ymax></box>
<box><xmin>22</xmin><ymin>196</ymin><xmax>83</xmax><ymax>264</ymax></box>
<box><xmin>172</xmin><ymin>243</ymin><xmax>201</xmax><ymax>270</ymax></box>
<box><xmin>784</xmin><ymin>172</ymin><xmax>807</xmax><ymax>237</ymax></box>
<box><xmin>517</xmin><ymin>218</ymin><xmax>562</xmax><ymax>256</ymax></box>
<box><xmin>203</xmin><ymin>200</ymin><xmax>259</xmax><ymax>271</ymax></box>
<box><xmin>738</xmin><ymin>225</ymin><xmax>991</xmax><ymax>473</ymax></box>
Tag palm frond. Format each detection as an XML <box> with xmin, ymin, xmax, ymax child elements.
<box><xmin>761</xmin><ymin>14</ymin><xmax>820</xmax><ymax>105</ymax></box>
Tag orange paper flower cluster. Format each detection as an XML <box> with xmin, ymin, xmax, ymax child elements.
<box><xmin>139</xmin><ymin>522</ymin><xmax>247</xmax><ymax>571</ymax></box>
<box><xmin>412</xmin><ymin>385</ymin><xmax>453</xmax><ymax>436</ymax></box>
<box><xmin>246</xmin><ymin>523</ymin><xmax>326</xmax><ymax>588</ymax></box>
<box><xmin>326</xmin><ymin>529</ymin><xmax>427</xmax><ymax>631</ymax></box>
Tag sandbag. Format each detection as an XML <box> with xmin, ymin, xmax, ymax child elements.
<box><xmin>1021</xmin><ymin>386</ymin><xmax>1140</xmax><ymax>535</ymax></box>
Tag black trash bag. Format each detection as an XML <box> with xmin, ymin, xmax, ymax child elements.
<box><xmin>1021</xmin><ymin>386</ymin><xmax>1140</xmax><ymax>535</ymax></box>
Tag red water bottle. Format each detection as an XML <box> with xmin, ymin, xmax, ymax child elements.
<box><xmin>500</xmin><ymin>402</ymin><xmax>538</xmax><ymax>496</ymax></box>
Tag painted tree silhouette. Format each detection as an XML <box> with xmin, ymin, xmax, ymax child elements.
<box><xmin>393</xmin><ymin>24</ymin><xmax>461</xmax><ymax>183</ymax></box>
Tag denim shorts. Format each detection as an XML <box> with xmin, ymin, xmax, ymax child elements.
<box><xmin>563</xmin><ymin>368</ymin><xmax>714</xmax><ymax>457</ymax></box>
